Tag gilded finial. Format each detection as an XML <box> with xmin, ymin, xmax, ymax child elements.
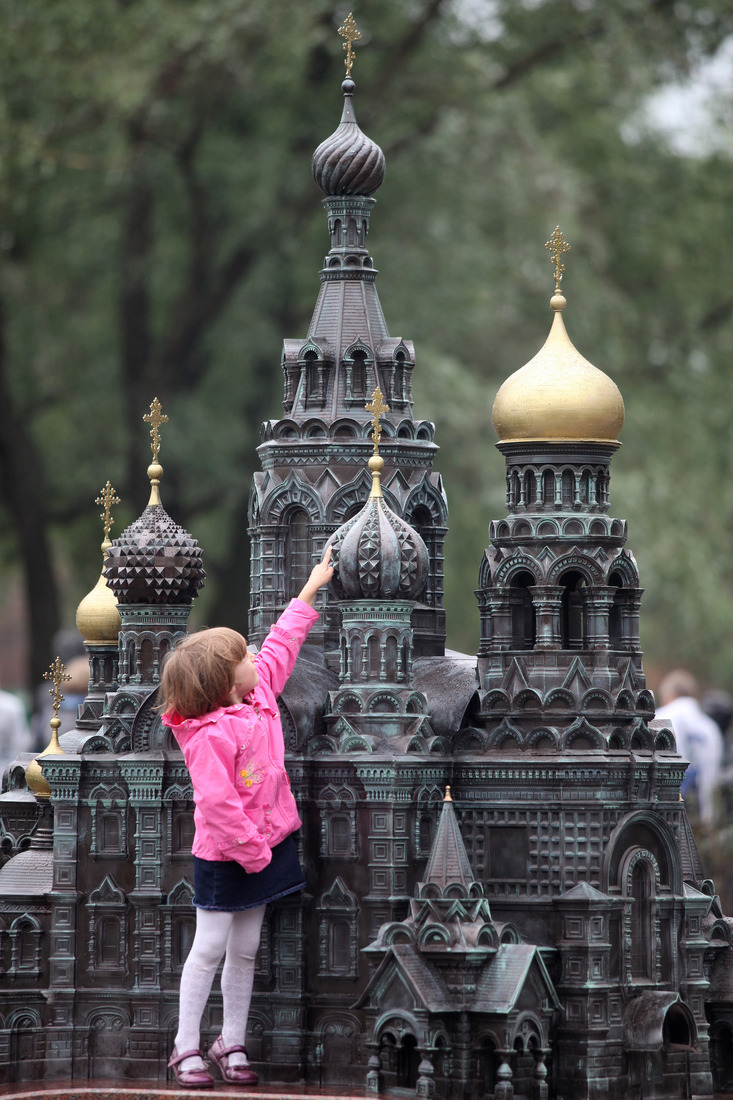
<box><xmin>338</xmin><ymin>13</ymin><xmax>362</xmax><ymax>79</ymax></box>
<box><xmin>365</xmin><ymin>387</ymin><xmax>389</xmax><ymax>500</ymax></box>
<box><xmin>366</xmin><ymin>386</ymin><xmax>390</xmax><ymax>454</ymax></box>
<box><xmin>95</xmin><ymin>481</ymin><xmax>121</xmax><ymax>549</ymax></box>
<box><xmin>143</xmin><ymin>397</ymin><xmax>168</xmax><ymax>506</ymax></box>
<box><xmin>26</xmin><ymin>657</ymin><xmax>71</xmax><ymax>796</ymax></box>
<box><xmin>44</xmin><ymin>656</ymin><xmax>72</xmax><ymax>726</ymax></box>
<box><xmin>444</xmin><ymin>785</ymin><xmax>453</xmax><ymax>802</ymax></box>
<box><xmin>545</xmin><ymin>226</ymin><xmax>571</xmax><ymax>296</ymax></box>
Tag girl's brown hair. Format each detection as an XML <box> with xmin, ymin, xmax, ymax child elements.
<box><xmin>160</xmin><ymin>627</ymin><xmax>248</xmax><ymax>719</ymax></box>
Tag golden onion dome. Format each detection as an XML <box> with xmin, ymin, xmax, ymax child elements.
<box><xmin>75</xmin><ymin>540</ymin><xmax>122</xmax><ymax>644</ymax></box>
<box><xmin>76</xmin><ymin>480</ymin><xmax>122</xmax><ymax>644</ymax></box>
<box><xmin>492</xmin><ymin>228</ymin><xmax>624</xmax><ymax>445</ymax></box>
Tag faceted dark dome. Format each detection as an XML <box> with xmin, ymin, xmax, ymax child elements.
<box><xmin>312</xmin><ymin>79</ymin><xmax>385</xmax><ymax>197</ymax></box>
<box><xmin>328</xmin><ymin>478</ymin><xmax>428</xmax><ymax>601</ymax></box>
<box><xmin>103</xmin><ymin>504</ymin><xmax>205</xmax><ymax>605</ymax></box>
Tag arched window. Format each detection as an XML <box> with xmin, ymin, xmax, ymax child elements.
<box><xmin>139</xmin><ymin>638</ymin><xmax>154</xmax><ymax>681</ymax></box>
<box><xmin>351</xmin><ymin>350</ymin><xmax>367</xmax><ymax>396</ymax></box>
<box><xmin>397</xmin><ymin>1035</ymin><xmax>419</xmax><ymax>1089</ymax></box>
<box><xmin>609</xmin><ymin>570</ymin><xmax>624</xmax><ymax>647</ymax></box>
<box><xmin>511</xmin><ymin>571</ymin><xmax>535</xmax><ymax>649</ymax></box>
<box><xmin>368</xmin><ymin>636</ymin><xmax>381</xmax><ymax>679</ymax></box>
<box><xmin>479</xmin><ymin>1037</ymin><xmax>496</xmax><ymax>1093</ymax></box>
<box><xmin>560</xmin><ymin>571</ymin><xmax>586</xmax><ymax>648</ymax></box>
<box><xmin>630</xmin><ymin>861</ymin><xmax>653</xmax><ymax>980</ymax></box>
<box><xmin>285</xmin><ymin>508</ymin><xmax>311</xmax><ymax>596</ymax></box>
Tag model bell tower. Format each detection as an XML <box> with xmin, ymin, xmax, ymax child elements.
<box><xmin>248</xmin><ymin>16</ymin><xmax>448</xmax><ymax>659</ymax></box>
<box><xmin>475</xmin><ymin>228</ymin><xmax>655</xmax><ymax>748</ymax></box>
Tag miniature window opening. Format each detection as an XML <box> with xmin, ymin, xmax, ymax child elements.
<box><xmin>419</xmin><ymin>814</ymin><xmax>434</xmax><ymax>855</ymax></box>
<box><xmin>663</xmin><ymin>1004</ymin><xmax>693</xmax><ymax>1048</ymax></box>
<box><xmin>138</xmin><ymin>637</ymin><xmax>154</xmax><ymax>681</ymax></box>
<box><xmin>608</xmin><ymin>570</ymin><xmax>625</xmax><ymax>647</ymax></box>
<box><xmin>305</xmin><ymin>351</ymin><xmax>324</xmax><ymax>405</ymax></box>
<box><xmin>561</xmin><ymin>469</ymin><xmax>575</xmax><ymax>507</ymax></box>
<box><xmin>630</xmin><ymin>860</ymin><xmax>653</xmax><ymax>980</ymax></box>
<box><xmin>330</xmin><ymin>815</ymin><xmax>350</xmax><ymax>857</ymax></box>
<box><xmin>560</xmin><ymin>571</ymin><xmax>586</xmax><ymax>648</ymax></box>
<box><xmin>173</xmin><ymin>913</ymin><xmax>195</xmax><ymax>969</ymax></box>
<box><xmin>397</xmin><ymin>1034</ymin><xmax>419</xmax><ymax>1090</ymax></box>
<box><xmin>393</xmin><ymin>349</ymin><xmax>406</xmax><ymax>405</ymax></box>
<box><xmin>409</xmin><ymin>503</ymin><xmax>436</xmax><ymax>604</ymax></box>
<box><xmin>174</xmin><ymin>808</ymin><xmax>194</xmax><ymax>854</ymax></box>
<box><xmin>523</xmin><ymin>470</ymin><xmax>535</xmax><ymax>506</ymax></box>
<box><xmin>97</xmin><ymin>916</ymin><xmax>121</xmax><ymax>967</ymax></box>
<box><xmin>349</xmin><ymin>349</ymin><xmax>367</xmax><ymax>398</ymax></box>
<box><xmin>710</xmin><ymin>1023</ymin><xmax>733</xmax><ymax>1091</ymax></box>
<box><xmin>100</xmin><ymin>813</ymin><xmax>120</xmax><ymax>852</ymax></box>
<box><xmin>511</xmin><ymin>571</ymin><xmax>536</xmax><ymax>650</ymax></box>
<box><xmin>285</xmin><ymin>508</ymin><xmax>311</xmax><ymax>596</ymax></box>
<box><xmin>17</xmin><ymin>920</ymin><xmax>39</xmax><ymax>970</ymax></box>
<box><xmin>368</xmin><ymin>635</ymin><xmax>381</xmax><ymax>679</ymax></box>
<box><xmin>486</xmin><ymin>826</ymin><xmax>528</xmax><ymax>882</ymax></box>
<box><xmin>478</xmin><ymin>1037</ymin><xmax>496</xmax><ymax>1093</ymax></box>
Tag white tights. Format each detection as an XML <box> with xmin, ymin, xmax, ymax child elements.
<box><xmin>174</xmin><ymin>905</ymin><xmax>265</xmax><ymax>1072</ymax></box>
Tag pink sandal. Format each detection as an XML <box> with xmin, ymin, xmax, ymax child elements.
<box><xmin>208</xmin><ymin>1034</ymin><xmax>259</xmax><ymax>1084</ymax></box>
<box><xmin>168</xmin><ymin>1046</ymin><xmax>215</xmax><ymax>1088</ymax></box>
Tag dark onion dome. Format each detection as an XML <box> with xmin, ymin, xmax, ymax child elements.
<box><xmin>312</xmin><ymin>79</ymin><xmax>385</xmax><ymax>197</ymax></box>
<box><xmin>327</xmin><ymin>454</ymin><xmax>427</xmax><ymax>600</ymax></box>
<box><xmin>103</xmin><ymin>505</ymin><xmax>205</xmax><ymax>605</ymax></box>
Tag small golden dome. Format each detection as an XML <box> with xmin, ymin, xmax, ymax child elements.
<box><xmin>492</xmin><ymin>293</ymin><xmax>624</xmax><ymax>444</ymax></box>
<box><xmin>75</xmin><ymin>539</ymin><xmax>122</xmax><ymax>644</ymax></box>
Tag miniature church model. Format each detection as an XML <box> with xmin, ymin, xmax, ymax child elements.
<box><xmin>0</xmin><ymin>16</ymin><xmax>732</xmax><ymax>1100</ymax></box>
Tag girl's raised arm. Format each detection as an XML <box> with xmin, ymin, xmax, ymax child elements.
<box><xmin>297</xmin><ymin>546</ymin><xmax>334</xmax><ymax>606</ymax></box>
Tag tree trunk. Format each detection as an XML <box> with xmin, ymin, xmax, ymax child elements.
<box><xmin>0</xmin><ymin>288</ymin><xmax>60</xmax><ymax>689</ymax></box>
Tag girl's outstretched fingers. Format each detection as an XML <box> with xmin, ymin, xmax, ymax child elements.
<box><xmin>297</xmin><ymin>545</ymin><xmax>335</xmax><ymax>605</ymax></box>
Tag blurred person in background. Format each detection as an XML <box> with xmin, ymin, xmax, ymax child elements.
<box><xmin>656</xmin><ymin>668</ymin><xmax>724</xmax><ymax>826</ymax></box>
<box><xmin>0</xmin><ymin>687</ymin><xmax>32</xmax><ymax>783</ymax></box>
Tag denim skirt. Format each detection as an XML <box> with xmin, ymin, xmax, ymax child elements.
<box><xmin>193</xmin><ymin>835</ymin><xmax>306</xmax><ymax>911</ymax></box>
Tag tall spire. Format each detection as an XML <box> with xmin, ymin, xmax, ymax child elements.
<box><xmin>422</xmin><ymin>787</ymin><xmax>475</xmax><ymax>889</ymax></box>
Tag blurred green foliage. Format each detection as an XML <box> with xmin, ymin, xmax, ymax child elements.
<box><xmin>0</xmin><ymin>0</ymin><xmax>731</xmax><ymax>691</ymax></box>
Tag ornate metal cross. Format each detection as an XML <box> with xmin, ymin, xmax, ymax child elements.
<box><xmin>43</xmin><ymin>657</ymin><xmax>72</xmax><ymax>721</ymax></box>
<box><xmin>338</xmin><ymin>13</ymin><xmax>362</xmax><ymax>78</ymax></box>
<box><xmin>95</xmin><ymin>480</ymin><xmax>121</xmax><ymax>543</ymax></box>
<box><xmin>143</xmin><ymin>397</ymin><xmax>168</xmax><ymax>464</ymax></box>
<box><xmin>545</xmin><ymin>225</ymin><xmax>571</xmax><ymax>292</ymax></box>
<box><xmin>366</xmin><ymin>386</ymin><xmax>390</xmax><ymax>454</ymax></box>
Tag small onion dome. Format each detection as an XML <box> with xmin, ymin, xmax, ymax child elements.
<box><xmin>103</xmin><ymin>504</ymin><xmax>205</xmax><ymax>605</ymax></box>
<box><xmin>492</xmin><ymin>292</ymin><xmax>625</xmax><ymax>444</ymax></box>
<box><xmin>328</xmin><ymin>454</ymin><xmax>428</xmax><ymax>600</ymax></box>
<box><xmin>76</xmin><ymin>539</ymin><xmax>122</xmax><ymax>643</ymax></box>
<box><xmin>312</xmin><ymin>79</ymin><xmax>385</xmax><ymax>197</ymax></box>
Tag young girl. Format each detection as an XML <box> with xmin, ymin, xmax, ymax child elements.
<box><xmin>161</xmin><ymin>548</ymin><xmax>333</xmax><ymax>1087</ymax></box>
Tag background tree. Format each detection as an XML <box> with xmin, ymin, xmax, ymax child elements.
<box><xmin>0</xmin><ymin>0</ymin><xmax>731</xmax><ymax>695</ymax></box>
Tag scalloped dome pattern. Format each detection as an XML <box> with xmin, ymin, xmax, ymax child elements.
<box><xmin>103</xmin><ymin>505</ymin><xmax>206</xmax><ymax>605</ymax></box>
<box><xmin>329</xmin><ymin>495</ymin><xmax>428</xmax><ymax>601</ymax></box>
<box><xmin>312</xmin><ymin>81</ymin><xmax>385</xmax><ymax>197</ymax></box>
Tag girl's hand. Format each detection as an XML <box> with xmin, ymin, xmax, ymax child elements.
<box><xmin>297</xmin><ymin>546</ymin><xmax>334</xmax><ymax>606</ymax></box>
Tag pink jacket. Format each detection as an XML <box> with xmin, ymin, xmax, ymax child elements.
<box><xmin>162</xmin><ymin>599</ymin><xmax>319</xmax><ymax>872</ymax></box>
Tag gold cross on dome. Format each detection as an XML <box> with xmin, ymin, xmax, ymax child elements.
<box><xmin>43</xmin><ymin>657</ymin><xmax>72</xmax><ymax>721</ymax></box>
<box><xmin>545</xmin><ymin>225</ymin><xmax>571</xmax><ymax>292</ymax></box>
<box><xmin>95</xmin><ymin>480</ymin><xmax>121</xmax><ymax>543</ymax></box>
<box><xmin>338</xmin><ymin>13</ymin><xmax>362</xmax><ymax>78</ymax></box>
<box><xmin>366</xmin><ymin>386</ymin><xmax>390</xmax><ymax>453</ymax></box>
<box><xmin>143</xmin><ymin>397</ymin><xmax>168</xmax><ymax>464</ymax></box>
